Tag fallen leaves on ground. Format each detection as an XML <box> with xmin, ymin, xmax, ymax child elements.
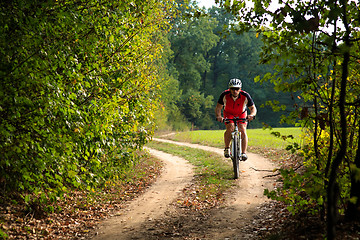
<box><xmin>248</xmin><ymin>146</ymin><xmax>360</xmax><ymax>240</ymax></box>
<box><xmin>0</xmin><ymin>155</ymin><xmax>163</xmax><ymax>239</ymax></box>
<box><xmin>246</xmin><ymin>200</ymin><xmax>360</xmax><ymax>240</ymax></box>
<box><xmin>176</xmin><ymin>181</ymin><xmax>226</xmax><ymax>211</ymax></box>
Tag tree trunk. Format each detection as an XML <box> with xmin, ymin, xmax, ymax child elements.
<box><xmin>327</xmin><ymin>23</ymin><xmax>350</xmax><ymax>240</ymax></box>
<box><xmin>345</xmin><ymin>118</ymin><xmax>360</xmax><ymax>221</ymax></box>
<box><xmin>212</xmin><ymin>39</ymin><xmax>223</xmax><ymax>87</ymax></box>
<box><xmin>323</xmin><ymin>62</ymin><xmax>337</xmax><ymax>221</ymax></box>
<box><xmin>327</xmin><ymin>2</ymin><xmax>351</xmax><ymax>238</ymax></box>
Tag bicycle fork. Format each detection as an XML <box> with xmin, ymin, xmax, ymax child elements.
<box><xmin>231</xmin><ymin>127</ymin><xmax>241</xmax><ymax>159</ymax></box>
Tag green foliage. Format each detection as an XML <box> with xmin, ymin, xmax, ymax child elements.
<box><xmin>219</xmin><ymin>0</ymin><xmax>360</xmax><ymax>228</ymax></box>
<box><xmin>179</xmin><ymin>90</ymin><xmax>214</xmax><ymax>128</ymax></box>
<box><xmin>164</xmin><ymin>1</ymin><xmax>220</xmax><ymax>129</ymax></box>
<box><xmin>264</xmin><ymin>167</ymin><xmax>325</xmax><ymax>215</ymax></box>
<box><xmin>159</xmin><ymin>1</ymin><xmax>293</xmax><ymax>131</ymax></box>
<box><xmin>205</xmin><ymin>8</ymin><xmax>291</xmax><ymax>128</ymax></box>
<box><xmin>0</xmin><ymin>229</ymin><xmax>8</xmax><ymax>239</ymax></box>
<box><xmin>0</xmin><ymin>0</ymin><xmax>172</xmax><ymax>207</ymax></box>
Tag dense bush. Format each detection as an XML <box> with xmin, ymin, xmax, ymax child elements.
<box><xmin>0</xmin><ymin>0</ymin><xmax>172</xmax><ymax>205</ymax></box>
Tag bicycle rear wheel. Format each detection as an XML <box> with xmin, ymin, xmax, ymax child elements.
<box><xmin>231</xmin><ymin>135</ymin><xmax>240</xmax><ymax>179</ymax></box>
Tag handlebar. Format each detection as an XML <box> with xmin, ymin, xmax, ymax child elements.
<box><xmin>224</xmin><ymin>118</ymin><xmax>247</xmax><ymax>124</ymax></box>
<box><xmin>223</xmin><ymin>116</ymin><xmax>256</xmax><ymax>123</ymax></box>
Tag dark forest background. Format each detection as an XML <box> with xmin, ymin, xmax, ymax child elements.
<box><xmin>158</xmin><ymin>2</ymin><xmax>298</xmax><ymax>131</ymax></box>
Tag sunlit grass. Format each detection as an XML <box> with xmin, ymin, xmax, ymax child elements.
<box><xmin>147</xmin><ymin>141</ymin><xmax>233</xmax><ymax>181</ymax></box>
<box><xmin>147</xmin><ymin>141</ymin><xmax>235</xmax><ymax>205</ymax></box>
<box><xmin>162</xmin><ymin>127</ymin><xmax>303</xmax><ymax>150</ymax></box>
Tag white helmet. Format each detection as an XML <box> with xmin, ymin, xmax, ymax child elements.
<box><xmin>228</xmin><ymin>78</ymin><xmax>242</xmax><ymax>88</ymax></box>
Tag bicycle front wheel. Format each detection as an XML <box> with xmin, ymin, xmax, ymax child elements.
<box><xmin>231</xmin><ymin>135</ymin><xmax>240</xmax><ymax>179</ymax></box>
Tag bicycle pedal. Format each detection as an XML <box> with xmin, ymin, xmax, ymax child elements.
<box><xmin>241</xmin><ymin>153</ymin><xmax>248</xmax><ymax>161</ymax></box>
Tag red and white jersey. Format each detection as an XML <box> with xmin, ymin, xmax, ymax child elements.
<box><xmin>217</xmin><ymin>89</ymin><xmax>254</xmax><ymax>116</ymax></box>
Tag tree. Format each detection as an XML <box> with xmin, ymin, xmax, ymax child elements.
<box><xmin>0</xmin><ymin>0</ymin><xmax>172</xmax><ymax>206</ymax></box>
<box><xmin>206</xmin><ymin>7</ymin><xmax>290</xmax><ymax>128</ymax></box>
<box><xmin>164</xmin><ymin>2</ymin><xmax>293</xmax><ymax>130</ymax></box>
<box><xmin>166</xmin><ymin>0</ymin><xmax>219</xmax><ymax>129</ymax></box>
<box><xmin>218</xmin><ymin>0</ymin><xmax>360</xmax><ymax>238</ymax></box>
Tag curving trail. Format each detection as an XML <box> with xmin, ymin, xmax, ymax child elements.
<box><xmin>152</xmin><ymin>138</ymin><xmax>276</xmax><ymax>239</ymax></box>
<box><xmin>92</xmin><ymin>138</ymin><xmax>276</xmax><ymax>239</ymax></box>
<box><xmin>92</xmin><ymin>148</ymin><xmax>194</xmax><ymax>239</ymax></box>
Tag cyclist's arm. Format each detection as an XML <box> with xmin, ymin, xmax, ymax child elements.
<box><xmin>215</xmin><ymin>103</ymin><xmax>224</xmax><ymax>122</ymax></box>
<box><xmin>248</xmin><ymin>105</ymin><xmax>257</xmax><ymax>121</ymax></box>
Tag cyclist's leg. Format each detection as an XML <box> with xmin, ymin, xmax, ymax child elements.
<box><xmin>224</xmin><ymin>122</ymin><xmax>234</xmax><ymax>148</ymax></box>
<box><xmin>239</xmin><ymin>123</ymin><xmax>248</xmax><ymax>154</ymax></box>
<box><xmin>223</xmin><ymin>111</ymin><xmax>235</xmax><ymax>149</ymax></box>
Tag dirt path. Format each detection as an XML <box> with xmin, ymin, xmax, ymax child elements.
<box><xmin>92</xmin><ymin>148</ymin><xmax>194</xmax><ymax>239</ymax></box>
<box><xmin>92</xmin><ymin>138</ymin><xmax>276</xmax><ymax>239</ymax></box>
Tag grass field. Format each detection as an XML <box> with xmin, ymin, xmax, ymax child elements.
<box><xmin>161</xmin><ymin>127</ymin><xmax>304</xmax><ymax>150</ymax></box>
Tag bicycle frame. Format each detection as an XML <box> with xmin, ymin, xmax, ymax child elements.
<box><xmin>224</xmin><ymin>117</ymin><xmax>247</xmax><ymax>179</ymax></box>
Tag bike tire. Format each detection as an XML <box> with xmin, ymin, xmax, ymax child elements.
<box><xmin>232</xmin><ymin>134</ymin><xmax>240</xmax><ymax>179</ymax></box>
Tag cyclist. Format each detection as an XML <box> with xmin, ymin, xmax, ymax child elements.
<box><xmin>215</xmin><ymin>78</ymin><xmax>257</xmax><ymax>160</ymax></box>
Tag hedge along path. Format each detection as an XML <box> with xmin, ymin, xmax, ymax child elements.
<box><xmin>92</xmin><ymin>147</ymin><xmax>194</xmax><ymax>240</ymax></box>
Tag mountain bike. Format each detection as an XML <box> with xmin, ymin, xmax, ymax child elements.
<box><xmin>224</xmin><ymin>117</ymin><xmax>250</xmax><ymax>179</ymax></box>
